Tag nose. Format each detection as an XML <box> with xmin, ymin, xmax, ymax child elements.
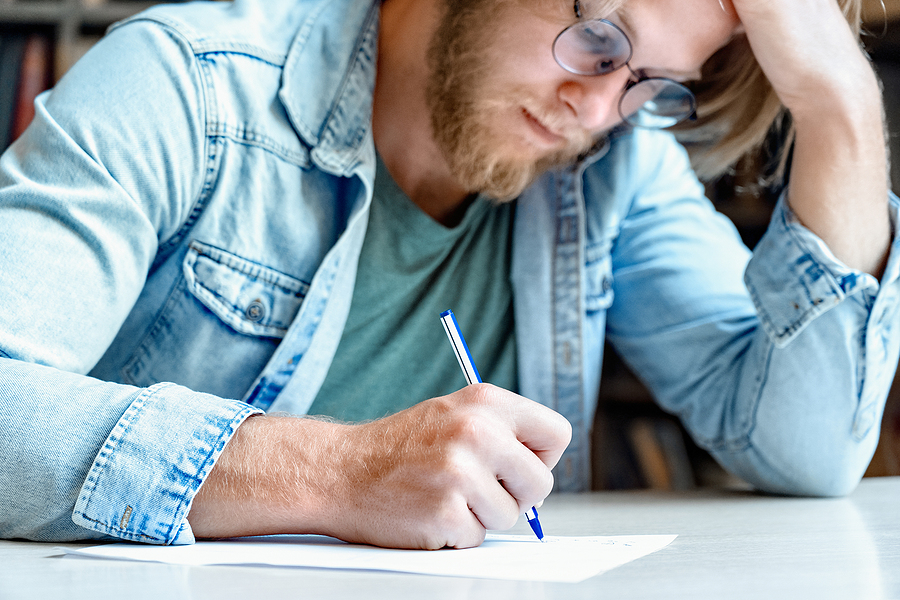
<box><xmin>557</xmin><ymin>69</ymin><xmax>632</xmax><ymax>131</ymax></box>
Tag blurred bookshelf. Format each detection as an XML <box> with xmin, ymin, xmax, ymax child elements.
<box><xmin>0</xmin><ymin>0</ymin><xmax>204</xmax><ymax>151</ymax></box>
<box><xmin>0</xmin><ymin>0</ymin><xmax>162</xmax><ymax>82</ymax></box>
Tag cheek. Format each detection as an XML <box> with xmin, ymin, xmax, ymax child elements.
<box><xmin>490</xmin><ymin>8</ymin><xmax>569</xmax><ymax>81</ymax></box>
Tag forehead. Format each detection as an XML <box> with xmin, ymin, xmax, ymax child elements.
<box><xmin>577</xmin><ymin>0</ymin><xmax>628</xmax><ymax>16</ymax></box>
<box><xmin>518</xmin><ymin>0</ymin><xmax>627</xmax><ymax>18</ymax></box>
<box><xmin>615</xmin><ymin>0</ymin><xmax>742</xmax><ymax>75</ymax></box>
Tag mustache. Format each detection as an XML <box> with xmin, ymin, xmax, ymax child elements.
<box><xmin>481</xmin><ymin>94</ymin><xmax>597</xmax><ymax>150</ymax></box>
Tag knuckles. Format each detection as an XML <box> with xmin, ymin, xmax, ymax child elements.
<box><xmin>445</xmin><ymin>410</ymin><xmax>497</xmax><ymax>448</ymax></box>
<box><xmin>358</xmin><ymin>385</ymin><xmax>568</xmax><ymax>548</ymax></box>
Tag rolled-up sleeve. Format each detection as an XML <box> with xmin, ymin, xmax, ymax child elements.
<box><xmin>731</xmin><ymin>193</ymin><xmax>900</xmax><ymax>495</ymax></box>
<box><xmin>604</xmin><ymin>130</ymin><xmax>900</xmax><ymax>497</ymax></box>
<box><xmin>0</xmin><ymin>19</ymin><xmax>263</xmax><ymax>543</ymax></box>
<box><xmin>72</xmin><ymin>382</ymin><xmax>260</xmax><ymax>545</ymax></box>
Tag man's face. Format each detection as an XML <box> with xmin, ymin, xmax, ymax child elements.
<box><xmin>425</xmin><ymin>0</ymin><xmax>741</xmax><ymax>201</ymax></box>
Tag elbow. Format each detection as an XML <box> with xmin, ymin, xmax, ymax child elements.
<box><xmin>714</xmin><ymin>440</ymin><xmax>872</xmax><ymax>498</ymax></box>
<box><xmin>765</xmin><ymin>469</ymin><xmax>863</xmax><ymax>498</ymax></box>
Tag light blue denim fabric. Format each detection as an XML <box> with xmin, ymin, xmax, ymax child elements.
<box><xmin>1</xmin><ymin>0</ymin><xmax>898</xmax><ymax>545</ymax></box>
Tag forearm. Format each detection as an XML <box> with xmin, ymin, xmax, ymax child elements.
<box><xmin>731</xmin><ymin>0</ymin><xmax>892</xmax><ymax>276</ymax></box>
<box><xmin>787</xmin><ymin>59</ymin><xmax>891</xmax><ymax>277</ymax></box>
<box><xmin>187</xmin><ymin>414</ymin><xmax>353</xmax><ymax>540</ymax></box>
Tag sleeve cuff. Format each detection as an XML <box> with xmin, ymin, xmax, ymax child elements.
<box><xmin>744</xmin><ymin>192</ymin><xmax>900</xmax><ymax>347</ymax></box>
<box><xmin>72</xmin><ymin>382</ymin><xmax>262</xmax><ymax>544</ymax></box>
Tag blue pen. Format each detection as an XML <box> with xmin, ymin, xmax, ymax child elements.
<box><xmin>440</xmin><ymin>309</ymin><xmax>546</xmax><ymax>543</ymax></box>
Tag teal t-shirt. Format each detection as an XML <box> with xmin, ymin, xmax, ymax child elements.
<box><xmin>308</xmin><ymin>156</ymin><xmax>517</xmax><ymax>422</ymax></box>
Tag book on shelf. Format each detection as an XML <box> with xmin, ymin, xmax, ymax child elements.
<box><xmin>0</xmin><ymin>31</ymin><xmax>52</xmax><ymax>151</ymax></box>
<box><xmin>0</xmin><ymin>33</ymin><xmax>26</xmax><ymax>150</ymax></box>
<box><xmin>12</xmin><ymin>32</ymin><xmax>51</xmax><ymax>141</ymax></box>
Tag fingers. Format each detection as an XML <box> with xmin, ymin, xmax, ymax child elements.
<box><xmin>332</xmin><ymin>384</ymin><xmax>571</xmax><ymax>550</ymax></box>
<box><xmin>431</xmin><ymin>384</ymin><xmax>566</xmax><ymax>524</ymax></box>
<box><xmin>729</xmin><ymin>0</ymin><xmax>870</xmax><ymax>109</ymax></box>
<box><xmin>493</xmin><ymin>437</ymin><xmax>556</xmax><ymax>514</ymax></box>
<box><xmin>461</xmin><ymin>383</ymin><xmax>573</xmax><ymax>470</ymax></box>
<box><xmin>511</xmin><ymin>396</ymin><xmax>573</xmax><ymax>470</ymax></box>
<box><xmin>463</xmin><ymin>464</ymin><xmax>522</xmax><ymax>532</ymax></box>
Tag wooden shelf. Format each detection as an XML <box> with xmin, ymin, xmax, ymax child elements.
<box><xmin>0</xmin><ymin>0</ymin><xmax>158</xmax><ymax>26</ymax></box>
<box><xmin>0</xmin><ymin>0</ymin><xmax>178</xmax><ymax>77</ymax></box>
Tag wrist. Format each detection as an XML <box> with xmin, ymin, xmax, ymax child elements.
<box><xmin>188</xmin><ymin>414</ymin><xmax>355</xmax><ymax>539</ymax></box>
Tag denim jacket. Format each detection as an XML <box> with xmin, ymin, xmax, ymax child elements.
<box><xmin>2</xmin><ymin>0</ymin><xmax>899</xmax><ymax>545</ymax></box>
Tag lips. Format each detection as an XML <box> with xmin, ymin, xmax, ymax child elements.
<box><xmin>521</xmin><ymin>108</ymin><xmax>565</xmax><ymax>147</ymax></box>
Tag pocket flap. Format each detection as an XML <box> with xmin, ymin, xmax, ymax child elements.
<box><xmin>183</xmin><ymin>241</ymin><xmax>309</xmax><ymax>338</ymax></box>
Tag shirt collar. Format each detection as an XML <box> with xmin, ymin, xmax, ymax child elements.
<box><xmin>279</xmin><ymin>0</ymin><xmax>380</xmax><ymax>176</ymax></box>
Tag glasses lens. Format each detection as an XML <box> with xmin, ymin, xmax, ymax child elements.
<box><xmin>553</xmin><ymin>20</ymin><xmax>632</xmax><ymax>76</ymax></box>
<box><xmin>618</xmin><ymin>78</ymin><xmax>696</xmax><ymax>128</ymax></box>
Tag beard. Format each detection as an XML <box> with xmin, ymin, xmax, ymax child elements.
<box><xmin>425</xmin><ymin>0</ymin><xmax>598</xmax><ymax>202</ymax></box>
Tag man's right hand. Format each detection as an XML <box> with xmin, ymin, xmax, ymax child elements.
<box><xmin>187</xmin><ymin>383</ymin><xmax>572</xmax><ymax>549</ymax></box>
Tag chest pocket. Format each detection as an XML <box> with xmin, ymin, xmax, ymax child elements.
<box><xmin>584</xmin><ymin>240</ymin><xmax>614</xmax><ymax>312</ymax></box>
<box><xmin>184</xmin><ymin>240</ymin><xmax>309</xmax><ymax>339</ymax></box>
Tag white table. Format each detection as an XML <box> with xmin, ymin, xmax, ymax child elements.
<box><xmin>2</xmin><ymin>476</ymin><xmax>898</xmax><ymax>599</ymax></box>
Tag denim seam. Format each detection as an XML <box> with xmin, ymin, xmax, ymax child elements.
<box><xmin>120</xmin><ymin>276</ymin><xmax>190</xmax><ymax>386</ymax></box>
<box><xmin>851</xmin><ymin>317</ymin><xmax>870</xmax><ymax>441</ymax></box>
<box><xmin>194</xmin><ymin>47</ymin><xmax>286</xmax><ymax>68</ymax></box>
<box><xmin>150</xmin><ymin>24</ymin><xmax>218</xmax><ymax>274</ymax></box>
<box><xmin>208</xmin><ymin>124</ymin><xmax>311</xmax><ymax>167</ymax></box>
<box><xmin>694</xmin><ymin>342</ymin><xmax>772</xmax><ymax>454</ymax></box>
<box><xmin>73</xmin><ymin>382</ymin><xmax>175</xmax><ymax>543</ymax></box>
<box><xmin>747</xmin><ymin>206</ymin><xmax>845</xmax><ymax>345</ymax></box>
<box><xmin>311</xmin><ymin>5</ymin><xmax>379</xmax><ymax>174</ymax></box>
<box><xmin>189</xmin><ymin>241</ymin><xmax>311</xmax><ymax>293</ymax></box>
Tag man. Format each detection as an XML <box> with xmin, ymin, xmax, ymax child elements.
<box><xmin>1</xmin><ymin>0</ymin><xmax>897</xmax><ymax>550</ymax></box>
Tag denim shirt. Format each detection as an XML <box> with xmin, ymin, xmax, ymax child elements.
<box><xmin>2</xmin><ymin>0</ymin><xmax>899</xmax><ymax>545</ymax></box>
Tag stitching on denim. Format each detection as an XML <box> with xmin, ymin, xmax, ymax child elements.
<box><xmin>162</xmin><ymin>404</ymin><xmax>260</xmax><ymax>541</ymax></box>
<box><xmin>120</xmin><ymin>278</ymin><xmax>190</xmax><ymax>386</ymax></box>
<box><xmin>150</xmin><ymin>25</ymin><xmax>218</xmax><ymax>274</ymax></box>
<box><xmin>194</xmin><ymin>47</ymin><xmax>286</xmax><ymax>68</ymax></box>
<box><xmin>209</xmin><ymin>121</ymin><xmax>311</xmax><ymax>166</ymax></box>
<box><xmin>75</xmin><ymin>383</ymin><xmax>176</xmax><ymax>537</ymax></box>
<box><xmin>189</xmin><ymin>241</ymin><xmax>311</xmax><ymax>292</ymax></box>
<box><xmin>310</xmin><ymin>5</ymin><xmax>379</xmax><ymax>168</ymax></box>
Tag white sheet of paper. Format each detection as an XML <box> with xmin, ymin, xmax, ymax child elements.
<box><xmin>63</xmin><ymin>533</ymin><xmax>677</xmax><ymax>583</ymax></box>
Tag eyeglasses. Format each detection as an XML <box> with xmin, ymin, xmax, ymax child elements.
<box><xmin>552</xmin><ymin>1</ymin><xmax>697</xmax><ymax>129</ymax></box>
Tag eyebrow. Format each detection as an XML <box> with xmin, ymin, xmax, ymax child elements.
<box><xmin>616</xmin><ymin>5</ymin><xmax>638</xmax><ymax>46</ymax></box>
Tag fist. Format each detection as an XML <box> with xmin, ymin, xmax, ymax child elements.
<box><xmin>331</xmin><ymin>384</ymin><xmax>572</xmax><ymax>549</ymax></box>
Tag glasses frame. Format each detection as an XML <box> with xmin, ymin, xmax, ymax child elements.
<box><xmin>551</xmin><ymin>1</ymin><xmax>697</xmax><ymax>129</ymax></box>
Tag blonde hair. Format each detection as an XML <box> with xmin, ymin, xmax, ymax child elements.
<box><xmin>674</xmin><ymin>0</ymin><xmax>864</xmax><ymax>183</ymax></box>
<box><xmin>516</xmin><ymin>0</ymin><xmax>867</xmax><ymax>183</ymax></box>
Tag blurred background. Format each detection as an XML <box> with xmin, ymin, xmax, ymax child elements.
<box><xmin>593</xmin><ymin>0</ymin><xmax>900</xmax><ymax>491</ymax></box>
<box><xmin>0</xmin><ymin>0</ymin><xmax>898</xmax><ymax>490</ymax></box>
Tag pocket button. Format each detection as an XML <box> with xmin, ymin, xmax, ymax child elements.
<box><xmin>245</xmin><ymin>299</ymin><xmax>266</xmax><ymax>323</ymax></box>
